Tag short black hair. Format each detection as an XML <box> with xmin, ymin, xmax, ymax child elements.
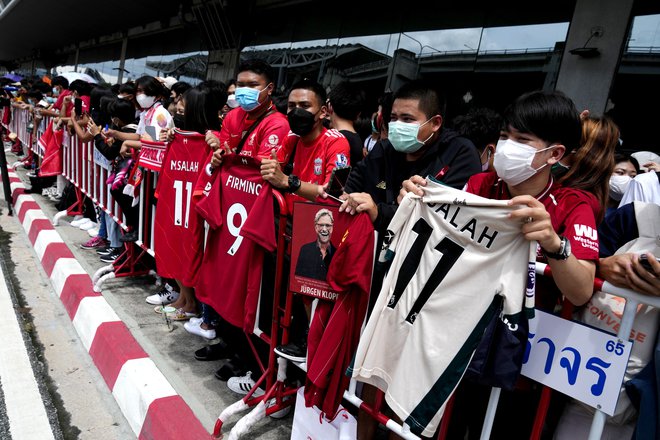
<box><xmin>135</xmin><ymin>75</ymin><xmax>168</xmax><ymax>98</ymax></box>
<box><xmin>51</xmin><ymin>76</ymin><xmax>69</xmax><ymax>89</ymax></box>
<box><xmin>452</xmin><ymin>107</ymin><xmax>503</xmax><ymax>153</ymax></box>
<box><xmin>238</xmin><ymin>59</ymin><xmax>275</xmax><ymax>85</ymax></box>
<box><xmin>289</xmin><ymin>79</ymin><xmax>326</xmax><ymax>107</ymax></box>
<box><xmin>171</xmin><ymin>81</ymin><xmax>192</xmax><ymax>97</ymax></box>
<box><xmin>118</xmin><ymin>82</ymin><xmax>135</xmax><ymax>96</ymax></box>
<box><xmin>503</xmin><ymin>90</ymin><xmax>581</xmax><ymax>151</ymax></box>
<box><xmin>394</xmin><ymin>80</ymin><xmax>445</xmax><ymax>119</ymax></box>
<box><xmin>614</xmin><ymin>152</ymin><xmax>640</xmax><ymax>174</ymax></box>
<box><xmin>69</xmin><ymin>79</ymin><xmax>93</xmax><ymax>97</ymax></box>
<box><xmin>31</xmin><ymin>81</ymin><xmax>52</xmax><ymax>95</ymax></box>
<box><xmin>107</xmin><ymin>98</ymin><xmax>138</xmax><ymax>126</ymax></box>
<box><xmin>328</xmin><ymin>81</ymin><xmax>365</xmax><ymax>121</ymax></box>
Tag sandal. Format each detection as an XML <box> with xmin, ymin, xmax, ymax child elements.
<box><xmin>154</xmin><ymin>305</ymin><xmax>177</xmax><ymax>315</ymax></box>
<box><xmin>167</xmin><ymin>308</ymin><xmax>198</xmax><ymax>321</ymax></box>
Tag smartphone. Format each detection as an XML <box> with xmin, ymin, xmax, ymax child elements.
<box><xmin>74</xmin><ymin>97</ymin><xmax>83</xmax><ymax>116</ymax></box>
<box><xmin>145</xmin><ymin>125</ymin><xmax>158</xmax><ymax>140</ymax></box>
<box><xmin>327</xmin><ymin>166</ymin><xmax>352</xmax><ymax>198</ymax></box>
<box><xmin>639</xmin><ymin>254</ymin><xmax>660</xmax><ymax>272</ymax></box>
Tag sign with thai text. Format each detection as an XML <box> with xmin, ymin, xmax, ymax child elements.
<box><xmin>521</xmin><ymin>309</ymin><xmax>632</xmax><ymax>415</ymax></box>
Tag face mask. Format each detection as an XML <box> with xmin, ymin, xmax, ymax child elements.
<box><xmin>388</xmin><ymin>119</ymin><xmax>432</xmax><ymax>154</ymax></box>
<box><xmin>480</xmin><ymin>148</ymin><xmax>492</xmax><ymax>172</ymax></box>
<box><xmin>52</xmin><ymin>87</ymin><xmax>60</xmax><ymax>96</ymax></box>
<box><xmin>235</xmin><ymin>85</ymin><xmax>268</xmax><ymax>111</ymax></box>
<box><xmin>226</xmin><ymin>94</ymin><xmax>239</xmax><ymax>109</ymax></box>
<box><xmin>609</xmin><ymin>174</ymin><xmax>632</xmax><ymax>201</ymax></box>
<box><xmin>288</xmin><ymin>107</ymin><xmax>318</xmax><ymax>136</ymax></box>
<box><xmin>493</xmin><ymin>139</ymin><xmax>555</xmax><ymax>186</ymax></box>
<box><xmin>173</xmin><ymin>114</ymin><xmax>186</xmax><ymax>130</ymax></box>
<box><xmin>136</xmin><ymin>94</ymin><xmax>156</xmax><ymax>109</ymax></box>
<box><xmin>551</xmin><ymin>160</ymin><xmax>571</xmax><ymax>177</ymax></box>
<box><xmin>45</xmin><ymin>96</ymin><xmax>56</xmax><ymax>104</ymax></box>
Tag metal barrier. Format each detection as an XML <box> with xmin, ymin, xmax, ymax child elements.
<box><xmin>6</xmin><ymin>107</ymin><xmax>157</xmax><ymax>291</ymax></box>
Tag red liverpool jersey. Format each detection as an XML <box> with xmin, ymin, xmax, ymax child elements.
<box><xmin>277</xmin><ymin>128</ymin><xmax>351</xmax><ymax>212</ymax></box>
<box><xmin>153</xmin><ymin>129</ymin><xmax>210</xmax><ymax>286</ymax></box>
<box><xmin>218</xmin><ymin>106</ymin><xmax>289</xmax><ymax>158</ymax></box>
<box><xmin>194</xmin><ymin>154</ymin><xmax>277</xmax><ymax>332</ymax></box>
<box><xmin>305</xmin><ymin>212</ymin><xmax>375</xmax><ymax>416</ymax></box>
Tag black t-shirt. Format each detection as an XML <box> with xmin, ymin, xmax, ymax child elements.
<box><xmin>340</xmin><ymin>129</ymin><xmax>364</xmax><ymax>166</ymax></box>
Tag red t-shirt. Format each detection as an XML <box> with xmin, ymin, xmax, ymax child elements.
<box><xmin>153</xmin><ymin>129</ymin><xmax>210</xmax><ymax>286</ymax></box>
<box><xmin>465</xmin><ymin>171</ymin><xmax>600</xmax><ymax>309</ymax></box>
<box><xmin>218</xmin><ymin>106</ymin><xmax>289</xmax><ymax>158</ymax></box>
<box><xmin>53</xmin><ymin>90</ymin><xmax>71</xmax><ymax>111</ymax></box>
<box><xmin>277</xmin><ymin>128</ymin><xmax>351</xmax><ymax>212</ymax></box>
<box><xmin>194</xmin><ymin>154</ymin><xmax>277</xmax><ymax>331</ymax></box>
<box><xmin>305</xmin><ymin>212</ymin><xmax>375</xmax><ymax>416</ymax></box>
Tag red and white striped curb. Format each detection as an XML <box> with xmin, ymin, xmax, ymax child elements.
<box><xmin>8</xmin><ymin>173</ymin><xmax>210</xmax><ymax>439</ymax></box>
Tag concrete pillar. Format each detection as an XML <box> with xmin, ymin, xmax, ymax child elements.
<box><xmin>555</xmin><ymin>0</ymin><xmax>633</xmax><ymax>114</ymax></box>
<box><xmin>206</xmin><ymin>48</ymin><xmax>240</xmax><ymax>82</ymax></box>
<box><xmin>385</xmin><ymin>49</ymin><xmax>418</xmax><ymax>93</ymax></box>
<box><xmin>117</xmin><ymin>36</ymin><xmax>128</xmax><ymax>84</ymax></box>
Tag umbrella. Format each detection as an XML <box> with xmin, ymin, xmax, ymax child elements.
<box><xmin>59</xmin><ymin>72</ymin><xmax>98</xmax><ymax>84</ymax></box>
<box><xmin>3</xmin><ymin>73</ymin><xmax>23</xmax><ymax>82</ymax></box>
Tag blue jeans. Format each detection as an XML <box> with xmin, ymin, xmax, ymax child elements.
<box><xmin>202</xmin><ymin>302</ymin><xmax>219</xmax><ymax>328</ymax></box>
<box><xmin>97</xmin><ymin>210</ymin><xmax>108</xmax><ymax>239</ymax></box>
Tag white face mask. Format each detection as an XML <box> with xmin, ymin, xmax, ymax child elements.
<box><xmin>136</xmin><ymin>93</ymin><xmax>156</xmax><ymax>109</ymax></box>
<box><xmin>609</xmin><ymin>174</ymin><xmax>632</xmax><ymax>201</ymax></box>
<box><xmin>493</xmin><ymin>139</ymin><xmax>555</xmax><ymax>186</ymax></box>
<box><xmin>226</xmin><ymin>94</ymin><xmax>239</xmax><ymax>109</ymax></box>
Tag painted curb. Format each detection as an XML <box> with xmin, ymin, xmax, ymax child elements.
<box><xmin>8</xmin><ymin>178</ymin><xmax>211</xmax><ymax>439</ymax></box>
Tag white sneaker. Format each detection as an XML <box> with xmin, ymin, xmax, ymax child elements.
<box><xmin>183</xmin><ymin>320</ymin><xmax>217</xmax><ymax>340</ymax></box>
<box><xmin>145</xmin><ymin>285</ymin><xmax>180</xmax><ymax>305</ymax></box>
<box><xmin>266</xmin><ymin>397</ymin><xmax>293</xmax><ymax>419</ymax></box>
<box><xmin>189</xmin><ymin>316</ymin><xmax>203</xmax><ymax>326</ymax></box>
<box><xmin>79</xmin><ymin>221</ymin><xmax>97</xmax><ymax>231</ymax></box>
<box><xmin>71</xmin><ymin>217</ymin><xmax>91</xmax><ymax>227</ymax></box>
<box><xmin>227</xmin><ymin>372</ymin><xmax>264</xmax><ymax>396</ymax></box>
<box><xmin>87</xmin><ymin>227</ymin><xmax>99</xmax><ymax>237</ymax></box>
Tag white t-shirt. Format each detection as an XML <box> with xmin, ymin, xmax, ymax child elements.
<box><xmin>350</xmin><ymin>181</ymin><xmax>536</xmax><ymax>437</ymax></box>
<box><xmin>363</xmin><ymin>136</ymin><xmax>378</xmax><ymax>153</ymax></box>
<box><xmin>136</xmin><ymin>102</ymin><xmax>173</xmax><ymax>141</ymax></box>
<box><xmin>618</xmin><ymin>171</ymin><xmax>660</xmax><ymax>206</ymax></box>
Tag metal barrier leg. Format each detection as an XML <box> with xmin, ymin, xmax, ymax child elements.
<box><xmin>479</xmin><ymin>387</ymin><xmax>501</xmax><ymax>440</ymax></box>
<box><xmin>587</xmin><ymin>410</ymin><xmax>607</xmax><ymax>440</ymax></box>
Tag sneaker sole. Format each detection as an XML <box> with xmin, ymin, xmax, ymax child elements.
<box><xmin>273</xmin><ymin>347</ymin><xmax>306</xmax><ymax>363</ymax></box>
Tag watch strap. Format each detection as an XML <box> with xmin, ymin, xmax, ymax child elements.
<box><xmin>542</xmin><ymin>236</ymin><xmax>570</xmax><ymax>260</ymax></box>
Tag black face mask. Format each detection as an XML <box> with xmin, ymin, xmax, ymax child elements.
<box><xmin>287</xmin><ymin>107</ymin><xmax>317</xmax><ymax>136</ymax></box>
<box><xmin>173</xmin><ymin>114</ymin><xmax>186</xmax><ymax>130</ymax></box>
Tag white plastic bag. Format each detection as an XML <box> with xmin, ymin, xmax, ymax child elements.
<box><xmin>290</xmin><ymin>387</ymin><xmax>357</xmax><ymax>440</ymax></box>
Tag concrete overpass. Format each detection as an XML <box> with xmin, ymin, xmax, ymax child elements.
<box><xmin>1</xmin><ymin>0</ymin><xmax>659</xmax><ymax>149</ymax></box>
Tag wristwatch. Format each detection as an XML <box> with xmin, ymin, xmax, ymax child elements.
<box><xmin>542</xmin><ymin>236</ymin><xmax>571</xmax><ymax>260</ymax></box>
<box><xmin>287</xmin><ymin>174</ymin><xmax>301</xmax><ymax>193</ymax></box>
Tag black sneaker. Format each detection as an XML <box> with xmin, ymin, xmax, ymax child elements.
<box><xmin>96</xmin><ymin>246</ymin><xmax>113</xmax><ymax>256</ymax></box>
<box><xmin>119</xmin><ymin>230</ymin><xmax>138</xmax><ymax>242</ymax></box>
<box><xmin>274</xmin><ymin>341</ymin><xmax>307</xmax><ymax>363</ymax></box>
<box><xmin>99</xmin><ymin>247</ymin><xmax>122</xmax><ymax>263</ymax></box>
